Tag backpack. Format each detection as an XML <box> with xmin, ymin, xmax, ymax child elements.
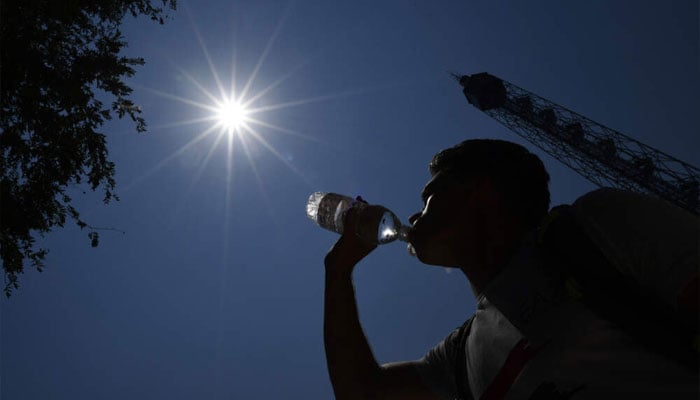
<box><xmin>453</xmin><ymin>200</ymin><xmax>699</xmax><ymax>400</ymax></box>
<box><xmin>536</xmin><ymin>204</ymin><xmax>698</xmax><ymax>372</ymax></box>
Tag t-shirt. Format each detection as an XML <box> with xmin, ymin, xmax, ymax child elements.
<box><xmin>415</xmin><ymin>189</ymin><xmax>699</xmax><ymax>399</ymax></box>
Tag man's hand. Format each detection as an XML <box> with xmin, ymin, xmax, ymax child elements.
<box><xmin>324</xmin><ymin>204</ymin><xmax>382</xmax><ymax>274</ymax></box>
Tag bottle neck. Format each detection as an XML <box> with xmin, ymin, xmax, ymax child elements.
<box><xmin>397</xmin><ymin>224</ymin><xmax>411</xmax><ymax>243</ymax></box>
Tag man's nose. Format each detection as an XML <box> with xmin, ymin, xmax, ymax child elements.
<box><xmin>408</xmin><ymin>212</ymin><xmax>421</xmax><ymax>226</ymax></box>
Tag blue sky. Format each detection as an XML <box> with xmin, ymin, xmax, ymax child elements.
<box><xmin>2</xmin><ymin>1</ymin><xmax>698</xmax><ymax>398</ymax></box>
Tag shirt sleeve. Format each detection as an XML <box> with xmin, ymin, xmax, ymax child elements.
<box><xmin>414</xmin><ymin>325</ymin><xmax>464</xmax><ymax>400</ymax></box>
<box><xmin>571</xmin><ymin>188</ymin><xmax>699</xmax><ymax>312</ymax></box>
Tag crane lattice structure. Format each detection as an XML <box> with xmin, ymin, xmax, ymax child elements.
<box><xmin>455</xmin><ymin>72</ymin><xmax>700</xmax><ymax>215</ymax></box>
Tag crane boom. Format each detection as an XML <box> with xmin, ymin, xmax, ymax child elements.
<box><xmin>456</xmin><ymin>72</ymin><xmax>700</xmax><ymax>215</ymax></box>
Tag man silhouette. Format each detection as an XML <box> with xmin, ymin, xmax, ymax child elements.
<box><xmin>322</xmin><ymin>139</ymin><xmax>698</xmax><ymax>399</ymax></box>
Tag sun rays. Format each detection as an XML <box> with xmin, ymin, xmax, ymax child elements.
<box><xmin>126</xmin><ymin>6</ymin><xmax>314</xmax><ymax>194</ymax></box>
<box><xmin>123</xmin><ymin>0</ymin><xmax>398</xmax><ymax>230</ymax></box>
<box><xmin>124</xmin><ymin>2</ymin><xmax>401</xmax><ymax>201</ymax></box>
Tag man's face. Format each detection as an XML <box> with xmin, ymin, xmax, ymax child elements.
<box><xmin>407</xmin><ymin>172</ymin><xmax>477</xmax><ymax>267</ymax></box>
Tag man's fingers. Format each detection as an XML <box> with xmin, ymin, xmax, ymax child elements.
<box><xmin>325</xmin><ymin>230</ymin><xmax>377</xmax><ymax>271</ymax></box>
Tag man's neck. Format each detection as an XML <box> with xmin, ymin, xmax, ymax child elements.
<box><xmin>460</xmin><ymin>229</ymin><xmax>527</xmax><ymax>298</ymax></box>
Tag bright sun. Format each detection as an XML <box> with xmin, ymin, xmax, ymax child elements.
<box><xmin>139</xmin><ymin>11</ymin><xmax>320</xmax><ymax>193</ymax></box>
<box><xmin>216</xmin><ymin>99</ymin><xmax>249</xmax><ymax>133</ymax></box>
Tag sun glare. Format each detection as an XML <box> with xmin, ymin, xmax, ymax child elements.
<box><xmin>130</xmin><ymin>5</ymin><xmax>326</xmax><ymax>196</ymax></box>
<box><xmin>216</xmin><ymin>100</ymin><xmax>248</xmax><ymax>133</ymax></box>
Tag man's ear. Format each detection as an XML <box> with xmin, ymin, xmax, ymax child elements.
<box><xmin>470</xmin><ymin>175</ymin><xmax>524</xmax><ymax>234</ymax></box>
<box><xmin>468</xmin><ymin>175</ymin><xmax>504</xmax><ymax>207</ymax></box>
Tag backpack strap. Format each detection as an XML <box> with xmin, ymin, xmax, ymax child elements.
<box><xmin>538</xmin><ymin>205</ymin><xmax>699</xmax><ymax>372</ymax></box>
<box><xmin>455</xmin><ymin>316</ymin><xmax>475</xmax><ymax>400</ymax></box>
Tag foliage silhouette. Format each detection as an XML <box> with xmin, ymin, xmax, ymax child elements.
<box><xmin>0</xmin><ymin>0</ymin><xmax>177</xmax><ymax>296</ymax></box>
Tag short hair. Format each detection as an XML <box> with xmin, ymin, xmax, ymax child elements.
<box><xmin>429</xmin><ymin>139</ymin><xmax>550</xmax><ymax>228</ymax></box>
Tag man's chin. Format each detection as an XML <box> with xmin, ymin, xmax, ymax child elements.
<box><xmin>411</xmin><ymin>246</ymin><xmax>456</xmax><ymax>267</ymax></box>
<box><xmin>409</xmin><ymin>244</ymin><xmax>435</xmax><ymax>264</ymax></box>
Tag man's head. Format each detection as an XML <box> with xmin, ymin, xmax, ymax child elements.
<box><xmin>428</xmin><ymin>139</ymin><xmax>550</xmax><ymax>228</ymax></box>
<box><xmin>408</xmin><ymin>139</ymin><xmax>550</xmax><ymax>279</ymax></box>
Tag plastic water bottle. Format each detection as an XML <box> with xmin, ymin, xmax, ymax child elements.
<box><xmin>306</xmin><ymin>192</ymin><xmax>410</xmax><ymax>245</ymax></box>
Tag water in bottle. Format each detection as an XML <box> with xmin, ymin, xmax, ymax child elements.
<box><xmin>306</xmin><ymin>192</ymin><xmax>410</xmax><ymax>245</ymax></box>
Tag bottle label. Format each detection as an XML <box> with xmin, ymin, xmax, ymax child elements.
<box><xmin>317</xmin><ymin>193</ymin><xmax>354</xmax><ymax>234</ymax></box>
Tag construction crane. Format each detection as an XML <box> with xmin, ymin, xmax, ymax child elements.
<box><xmin>454</xmin><ymin>72</ymin><xmax>700</xmax><ymax>215</ymax></box>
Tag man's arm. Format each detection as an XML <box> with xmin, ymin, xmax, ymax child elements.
<box><xmin>323</xmin><ymin>212</ymin><xmax>440</xmax><ymax>400</ymax></box>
